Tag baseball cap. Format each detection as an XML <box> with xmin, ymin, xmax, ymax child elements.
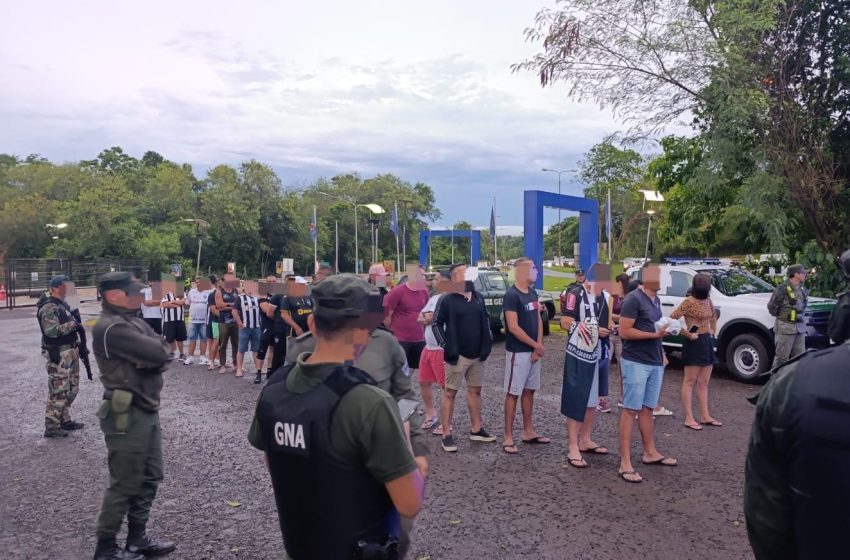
<box><xmin>99</xmin><ymin>271</ymin><xmax>145</xmax><ymax>295</ymax></box>
<box><xmin>575</xmin><ymin>269</ymin><xmax>586</xmax><ymax>276</ymax></box>
<box><xmin>49</xmin><ymin>275</ymin><xmax>69</xmax><ymax>288</ymax></box>
<box><xmin>293</xmin><ymin>276</ymin><xmax>308</xmax><ymax>284</ymax></box>
<box><xmin>312</xmin><ymin>274</ymin><xmax>380</xmax><ymax>318</ymax></box>
<box><xmin>368</xmin><ymin>264</ymin><xmax>389</xmax><ymax>276</ymax></box>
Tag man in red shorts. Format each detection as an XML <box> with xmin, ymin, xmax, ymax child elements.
<box><xmin>418</xmin><ymin>269</ymin><xmax>449</xmax><ymax>434</ymax></box>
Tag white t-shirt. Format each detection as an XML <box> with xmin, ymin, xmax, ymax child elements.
<box><xmin>421</xmin><ymin>294</ymin><xmax>442</xmax><ymax>350</ymax></box>
<box><xmin>187</xmin><ymin>288</ymin><xmax>210</xmax><ymax>323</ymax></box>
<box><xmin>140</xmin><ymin>286</ymin><xmax>162</xmax><ymax>319</ymax></box>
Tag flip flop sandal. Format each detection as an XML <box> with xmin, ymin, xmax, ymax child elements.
<box><xmin>642</xmin><ymin>456</ymin><xmax>678</xmax><ymax>467</ymax></box>
<box><xmin>701</xmin><ymin>420</ymin><xmax>723</xmax><ymax>427</ymax></box>
<box><xmin>566</xmin><ymin>457</ymin><xmax>589</xmax><ymax>469</ymax></box>
<box><xmin>579</xmin><ymin>446</ymin><xmax>609</xmax><ymax>455</ymax></box>
<box><xmin>218</xmin><ymin>368</ymin><xmax>227</xmax><ymax>374</ymax></box>
<box><xmin>432</xmin><ymin>425</ymin><xmax>444</xmax><ymax>436</ymax></box>
<box><xmin>503</xmin><ymin>444</ymin><xmax>519</xmax><ymax>454</ymax></box>
<box><xmin>422</xmin><ymin>418</ymin><xmax>439</xmax><ymax>430</ymax></box>
<box><xmin>619</xmin><ymin>470</ymin><xmax>643</xmax><ymax>483</ymax></box>
<box><xmin>685</xmin><ymin>423</ymin><xmax>704</xmax><ymax>431</ymax></box>
<box><xmin>522</xmin><ymin>436</ymin><xmax>552</xmax><ymax>444</ymax></box>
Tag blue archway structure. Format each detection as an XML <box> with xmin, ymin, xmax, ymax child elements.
<box><xmin>523</xmin><ymin>190</ymin><xmax>598</xmax><ymax>290</ymax></box>
<box><xmin>419</xmin><ymin>230</ymin><xmax>482</xmax><ymax>267</ymax></box>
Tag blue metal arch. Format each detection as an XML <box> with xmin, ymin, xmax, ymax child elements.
<box><xmin>523</xmin><ymin>190</ymin><xmax>599</xmax><ymax>290</ymax></box>
<box><xmin>419</xmin><ymin>230</ymin><xmax>482</xmax><ymax>267</ymax></box>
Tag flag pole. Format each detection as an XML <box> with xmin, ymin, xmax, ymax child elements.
<box><xmin>607</xmin><ymin>190</ymin><xmax>612</xmax><ymax>263</ymax></box>
<box><xmin>394</xmin><ymin>202</ymin><xmax>401</xmax><ymax>274</ymax></box>
<box><xmin>313</xmin><ymin>205</ymin><xmax>318</xmax><ymax>275</ymax></box>
<box><xmin>493</xmin><ymin>196</ymin><xmax>498</xmax><ymax>266</ymax></box>
<box><xmin>335</xmin><ymin>220</ymin><xmax>339</xmax><ymax>273</ymax></box>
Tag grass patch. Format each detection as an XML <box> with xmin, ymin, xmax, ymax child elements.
<box><xmin>543</xmin><ymin>276</ymin><xmax>570</xmax><ymax>292</ymax></box>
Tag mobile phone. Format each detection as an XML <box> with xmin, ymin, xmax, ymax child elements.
<box><xmin>688</xmin><ymin>325</ymin><xmax>699</xmax><ymax>333</ymax></box>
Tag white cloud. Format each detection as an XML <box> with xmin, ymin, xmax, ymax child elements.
<box><xmin>0</xmin><ymin>0</ymin><xmax>633</xmax><ymax>225</ymax></box>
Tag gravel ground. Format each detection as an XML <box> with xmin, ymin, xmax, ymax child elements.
<box><xmin>0</xmin><ymin>306</ymin><xmax>757</xmax><ymax>559</ymax></box>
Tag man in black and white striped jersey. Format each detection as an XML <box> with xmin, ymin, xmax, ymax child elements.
<box><xmin>160</xmin><ymin>284</ymin><xmax>187</xmax><ymax>360</ymax></box>
<box><xmin>233</xmin><ymin>285</ymin><xmax>263</xmax><ymax>379</ymax></box>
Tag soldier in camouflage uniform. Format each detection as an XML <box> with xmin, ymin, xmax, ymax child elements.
<box><xmin>37</xmin><ymin>276</ymin><xmax>84</xmax><ymax>438</ymax></box>
<box><xmin>767</xmin><ymin>264</ymin><xmax>809</xmax><ymax>369</ymax></box>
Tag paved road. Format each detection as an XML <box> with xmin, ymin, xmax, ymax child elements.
<box><xmin>543</xmin><ymin>268</ymin><xmax>576</xmax><ymax>279</ymax></box>
<box><xmin>0</xmin><ymin>307</ymin><xmax>757</xmax><ymax>559</ymax></box>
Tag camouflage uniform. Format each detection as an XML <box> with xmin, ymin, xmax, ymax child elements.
<box><xmin>767</xmin><ymin>279</ymin><xmax>808</xmax><ymax>369</ymax></box>
<box><xmin>37</xmin><ymin>296</ymin><xmax>81</xmax><ymax>431</ymax></box>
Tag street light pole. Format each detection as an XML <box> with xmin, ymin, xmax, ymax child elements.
<box><xmin>542</xmin><ymin>169</ymin><xmax>571</xmax><ymax>265</ymax></box>
<box><xmin>644</xmin><ymin>210</ymin><xmax>655</xmax><ymax>262</ymax></box>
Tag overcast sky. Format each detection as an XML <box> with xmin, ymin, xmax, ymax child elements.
<box><xmin>1</xmin><ymin>0</ymin><xmax>626</xmax><ymax>230</ymax></box>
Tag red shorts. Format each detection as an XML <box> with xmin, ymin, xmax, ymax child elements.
<box><xmin>418</xmin><ymin>347</ymin><xmax>446</xmax><ymax>386</ymax></box>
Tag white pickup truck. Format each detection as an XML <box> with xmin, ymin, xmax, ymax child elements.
<box><xmin>626</xmin><ymin>265</ymin><xmax>835</xmax><ymax>382</ymax></box>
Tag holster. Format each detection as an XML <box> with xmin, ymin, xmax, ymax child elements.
<box><xmin>45</xmin><ymin>345</ymin><xmax>61</xmax><ymax>364</ymax></box>
<box><xmin>109</xmin><ymin>389</ymin><xmax>134</xmax><ymax>434</ymax></box>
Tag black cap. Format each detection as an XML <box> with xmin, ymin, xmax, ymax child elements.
<box><xmin>49</xmin><ymin>275</ymin><xmax>69</xmax><ymax>288</ymax></box>
<box><xmin>99</xmin><ymin>271</ymin><xmax>144</xmax><ymax>295</ymax></box>
<box><xmin>575</xmin><ymin>269</ymin><xmax>586</xmax><ymax>276</ymax></box>
<box><xmin>312</xmin><ymin>274</ymin><xmax>375</xmax><ymax>318</ymax></box>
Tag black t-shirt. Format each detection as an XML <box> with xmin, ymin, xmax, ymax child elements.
<box><xmin>453</xmin><ymin>296</ymin><xmax>483</xmax><ymax>359</ymax></box>
<box><xmin>503</xmin><ymin>285</ymin><xmax>539</xmax><ymax>353</ymax></box>
<box><xmin>281</xmin><ymin>295</ymin><xmax>313</xmax><ymax>334</ymax></box>
<box><xmin>258</xmin><ymin>297</ymin><xmax>275</xmax><ymax>330</ymax></box>
<box><xmin>218</xmin><ymin>289</ymin><xmax>237</xmax><ymax>324</ymax></box>
<box><xmin>620</xmin><ymin>288</ymin><xmax>664</xmax><ymax>366</ymax></box>
<box><xmin>206</xmin><ymin>291</ymin><xmax>217</xmax><ymax>325</ymax></box>
<box><xmin>269</xmin><ymin>294</ymin><xmax>290</xmax><ymax>337</ymax></box>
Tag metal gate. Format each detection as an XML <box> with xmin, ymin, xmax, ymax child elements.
<box><xmin>2</xmin><ymin>259</ymin><xmax>149</xmax><ymax>309</ymax></box>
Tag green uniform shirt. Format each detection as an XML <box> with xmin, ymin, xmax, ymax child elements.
<box><xmin>284</xmin><ymin>328</ymin><xmax>428</xmax><ymax>457</ymax></box>
<box><xmin>247</xmin><ymin>354</ymin><xmax>417</xmax><ymax>485</ymax></box>
<box><xmin>767</xmin><ymin>280</ymin><xmax>808</xmax><ymax>325</ymax></box>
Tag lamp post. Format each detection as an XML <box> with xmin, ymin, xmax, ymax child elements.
<box><xmin>638</xmin><ymin>190</ymin><xmax>664</xmax><ymax>263</ymax></box>
<box><xmin>45</xmin><ymin>223</ymin><xmax>68</xmax><ymax>268</ymax></box>
<box><xmin>644</xmin><ymin>210</ymin><xmax>655</xmax><ymax>262</ymax></box>
<box><xmin>542</xmin><ymin>169</ymin><xmax>576</xmax><ymax>265</ymax></box>
<box><xmin>180</xmin><ymin>219</ymin><xmax>210</xmax><ymax>278</ymax></box>
<box><xmin>317</xmin><ymin>191</ymin><xmax>384</xmax><ymax>273</ymax></box>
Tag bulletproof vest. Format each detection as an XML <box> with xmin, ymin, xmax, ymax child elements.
<box><xmin>257</xmin><ymin>364</ymin><xmax>399</xmax><ymax>559</ymax></box>
<box><xmin>785</xmin><ymin>345</ymin><xmax>850</xmax><ymax>554</ymax></box>
<box><xmin>37</xmin><ymin>296</ymin><xmax>78</xmax><ymax>347</ymax></box>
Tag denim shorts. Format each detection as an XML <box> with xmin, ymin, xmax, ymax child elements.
<box><xmin>238</xmin><ymin>327</ymin><xmax>261</xmax><ymax>353</ymax></box>
<box><xmin>620</xmin><ymin>358</ymin><xmax>664</xmax><ymax>411</ymax></box>
<box><xmin>187</xmin><ymin>322</ymin><xmax>207</xmax><ymax>341</ymax></box>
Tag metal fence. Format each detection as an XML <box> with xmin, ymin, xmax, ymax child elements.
<box><xmin>1</xmin><ymin>259</ymin><xmax>149</xmax><ymax>309</ymax></box>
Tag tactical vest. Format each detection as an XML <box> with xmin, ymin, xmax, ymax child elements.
<box><xmin>783</xmin><ymin>344</ymin><xmax>850</xmax><ymax>555</ymax></box>
<box><xmin>257</xmin><ymin>364</ymin><xmax>399</xmax><ymax>559</ymax></box>
<box><xmin>37</xmin><ymin>296</ymin><xmax>78</xmax><ymax>347</ymax></box>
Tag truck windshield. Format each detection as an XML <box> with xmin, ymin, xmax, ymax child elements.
<box><xmin>484</xmin><ymin>273</ymin><xmax>508</xmax><ymax>291</ymax></box>
<box><xmin>698</xmin><ymin>269</ymin><xmax>774</xmax><ymax>296</ymax></box>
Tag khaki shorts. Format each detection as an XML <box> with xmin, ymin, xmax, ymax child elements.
<box><xmin>445</xmin><ymin>355</ymin><xmax>484</xmax><ymax>391</ymax></box>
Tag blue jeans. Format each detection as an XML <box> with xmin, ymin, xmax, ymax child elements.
<box><xmin>620</xmin><ymin>358</ymin><xmax>664</xmax><ymax>411</ymax></box>
<box><xmin>187</xmin><ymin>322</ymin><xmax>207</xmax><ymax>341</ymax></box>
<box><xmin>238</xmin><ymin>327</ymin><xmax>261</xmax><ymax>353</ymax></box>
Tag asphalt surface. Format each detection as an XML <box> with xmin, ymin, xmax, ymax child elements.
<box><xmin>0</xmin><ymin>305</ymin><xmax>758</xmax><ymax>560</ymax></box>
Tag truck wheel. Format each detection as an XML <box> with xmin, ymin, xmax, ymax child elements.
<box><xmin>725</xmin><ymin>333</ymin><xmax>771</xmax><ymax>383</ymax></box>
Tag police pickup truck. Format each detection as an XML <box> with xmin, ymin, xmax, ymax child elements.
<box><xmin>626</xmin><ymin>264</ymin><xmax>835</xmax><ymax>382</ymax></box>
<box><xmin>473</xmin><ymin>270</ymin><xmax>556</xmax><ymax>336</ymax></box>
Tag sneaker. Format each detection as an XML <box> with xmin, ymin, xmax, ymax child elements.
<box><xmin>653</xmin><ymin>406</ymin><xmax>674</xmax><ymax>417</ymax></box>
<box><xmin>199</xmin><ymin>357</ymin><xmax>209</xmax><ymax>366</ymax></box>
<box><xmin>214</xmin><ymin>359</ymin><xmax>221</xmax><ymax>367</ymax></box>
<box><xmin>183</xmin><ymin>357</ymin><xmax>195</xmax><ymax>366</ymax></box>
<box><xmin>178</xmin><ymin>353</ymin><xmax>187</xmax><ymax>360</ymax></box>
<box><xmin>597</xmin><ymin>399</ymin><xmax>612</xmax><ymax>413</ymax></box>
<box><xmin>253</xmin><ymin>373</ymin><xmax>263</xmax><ymax>385</ymax></box>
<box><xmin>617</xmin><ymin>400</ymin><xmax>624</xmax><ymax>408</ymax></box>
<box><xmin>469</xmin><ymin>428</ymin><xmax>497</xmax><ymax>442</ymax></box>
<box><xmin>441</xmin><ymin>435</ymin><xmax>458</xmax><ymax>452</ymax></box>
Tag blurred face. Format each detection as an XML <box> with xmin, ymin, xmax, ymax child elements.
<box><xmin>514</xmin><ymin>261</ymin><xmax>537</xmax><ymax>285</ymax></box>
<box><xmin>450</xmin><ymin>265</ymin><xmax>467</xmax><ymax>283</ymax></box>
<box><xmin>642</xmin><ymin>265</ymin><xmax>661</xmax><ymax>291</ymax></box>
<box><xmin>576</xmin><ymin>273</ymin><xmax>586</xmax><ymax>284</ymax></box>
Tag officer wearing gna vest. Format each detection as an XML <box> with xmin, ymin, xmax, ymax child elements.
<box><xmin>767</xmin><ymin>264</ymin><xmax>809</xmax><ymax>369</ymax></box>
<box><xmin>91</xmin><ymin>272</ymin><xmax>176</xmax><ymax>560</ymax></box>
<box><xmin>248</xmin><ymin>274</ymin><xmax>426</xmax><ymax>560</ymax></box>
<box><xmin>744</xmin><ymin>337</ymin><xmax>850</xmax><ymax>559</ymax></box>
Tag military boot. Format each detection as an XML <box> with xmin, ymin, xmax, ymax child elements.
<box><xmin>126</xmin><ymin>530</ymin><xmax>176</xmax><ymax>557</ymax></box>
<box><xmin>253</xmin><ymin>372</ymin><xmax>263</xmax><ymax>384</ymax></box>
<box><xmin>93</xmin><ymin>538</ymin><xmax>144</xmax><ymax>560</ymax></box>
<box><xmin>43</xmin><ymin>427</ymin><xmax>69</xmax><ymax>438</ymax></box>
<box><xmin>61</xmin><ymin>420</ymin><xmax>85</xmax><ymax>430</ymax></box>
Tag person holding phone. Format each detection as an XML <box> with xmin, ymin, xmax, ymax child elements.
<box><xmin>670</xmin><ymin>274</ymin><xmax>721</xmax><ymax>430</ymax></box>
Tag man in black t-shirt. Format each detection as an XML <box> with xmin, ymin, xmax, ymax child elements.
<box><xmin>205</xmin><ymin>277</ymin><xmax>220</xmax><ymax>370</ymax></box>
<box><xmin>501</xmin><ymin>257</ymin><xmax>549</xmax><ymax>454</ymax></box>
<box><xmin>255</xmin><ymin>275</ymin><xmax>278</xmax><ymax>383</ymax></box>
<box><xmin>280</xmin><ymin>276</ymin><xmax>313</xmax><ymax>337</ymax></box>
